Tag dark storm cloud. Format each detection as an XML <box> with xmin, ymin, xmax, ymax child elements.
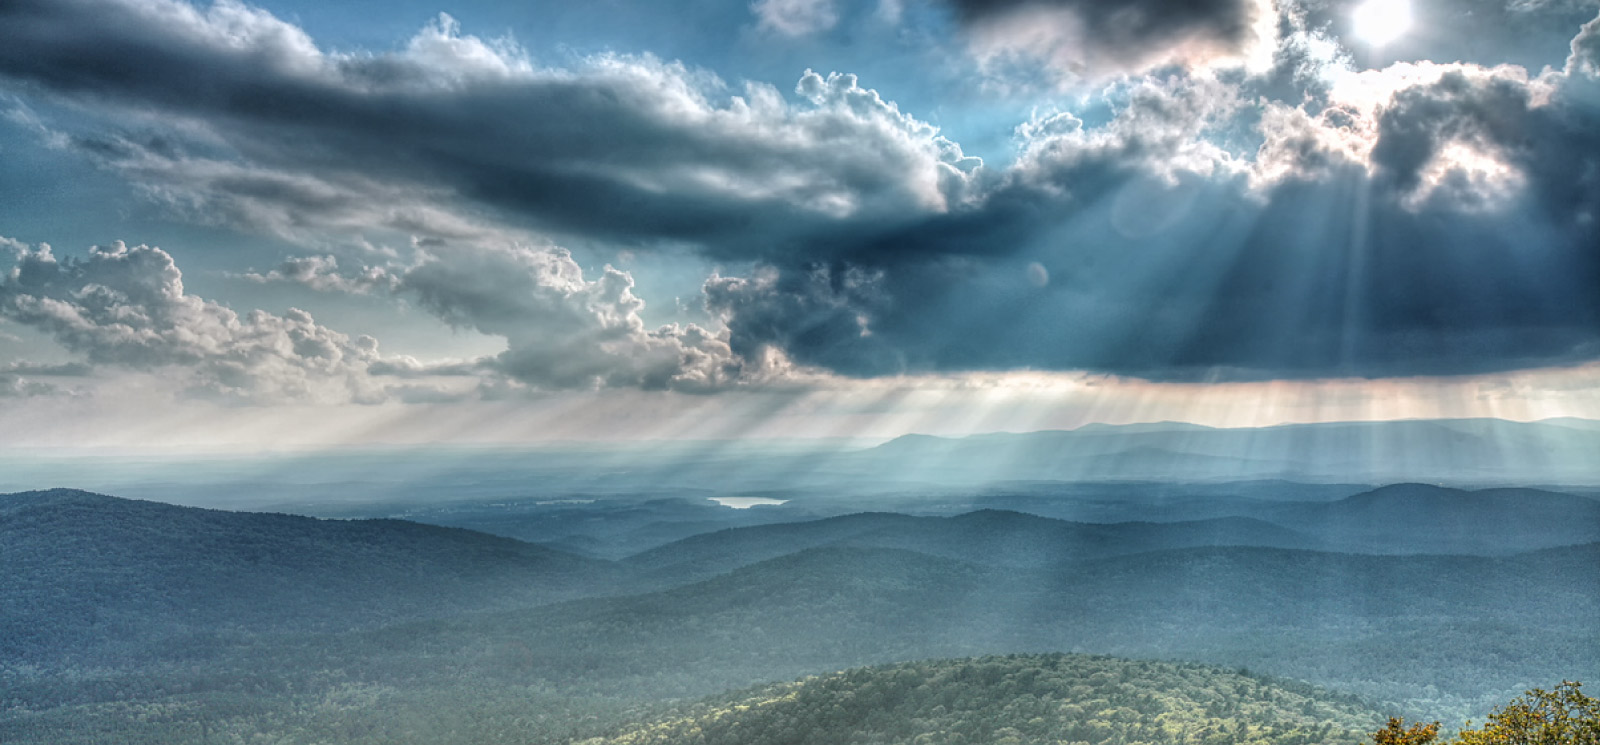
<box><xmin>0</xmin><ymin>0</ymin><xmax>977</xmax><ymax>256</ymax></box>
<box><xmin>710</xmin><ymin>169</ymin><xmax>1600</xmax><ymax>381</ymax></box>
<box><xmin>707</xmin><ymin>57</ymin><xmax>1600</xmax><ymax>381</ymax></box>
<box><xmin>1369</xmin><ymin>65</ymin><xmax>1600</xmax><ymax>219</ymax></box>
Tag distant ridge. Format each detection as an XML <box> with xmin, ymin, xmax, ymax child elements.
<box><xmin>1261</xmin><ymin>482</ymin><xmax>1600</xmax><ymax>554</ymax></box>
<box><xmin>1071</xmin><ymin>420</ymin><xmax>1221</xmax><ymax>433</ymax></box>
<box><xmin>854</xmin><ymin>417</ymin><xmax>1600</xmax><ymax>484</ymax></box>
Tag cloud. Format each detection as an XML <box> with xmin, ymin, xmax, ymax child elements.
<box><xmin>237</xmin><ymin>255</ymin><xmax>398</xmax><ymax>294</ymax></box>
<box><xmin>3</xmin><ymin>0</ymin><xmax>1600</xmax><ymax>385</ymax></box>
<box><xmin>0</xmin><ymin>240</ymin><xmax>385</xmax><ymax>402</ymax></box>
<box><xmin>705</xmin><ymin>264</ymin><xmax>900</xmax><ymax>376</ymax></box>
<box><xmin>0</xmin><ymin>0</ymin><xmax>978</xmax><ymax>258</ymax></box>
<box><xmin>945</xmin><ymin>0</ymin><xmax>1276</xmax><ymax>84</ymax></box>
<box><xmin>0</xmin><ymin>361</ymin><xmax>92</xmax><ymax>398</ymax></box>
<box><xmin>753</xmin><ymin>0</ymin><xmax>840</xmax><ymax>36</ymax></box>
<box><xmin>0</xmin><ymin>237</ymin><xmax>798</xmax><ymax>398</ymax></box>
<box><xmin>1570</xmin><ymin>12</ymin><xmax>1600</xmax><ymax>75</ymax></box>
<box><xmin>0</xmin><ymin>376</ymin><xmax>57</xmax><ymax>398</ymax></box>
<box><xmin>0</xmin><ymin>361</ymin><xmax>93</xmax><ymax>376</ymax></box>
<box><xmin>1371</xmin><ymin>68</ymin><xmax>1545</xmax><ymax>212</ymax></box>
<box><xmin>1012</xmin><ymin>72</ymin><xmax>1246</xmax><ymax>186</ymax></box>
<box><xmin>700</xmin><ymin>30</ymin><xmax>1600</xmax><ymax>381</ymax></box>
<box><xmin>396</xmin><ymin>242</ymin><xmax>749</xmax><ymax>392</ymax></box>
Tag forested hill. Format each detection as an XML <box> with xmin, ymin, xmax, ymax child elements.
<box><xmin>0</xmin><ymin>488</ymin><xmax>621</xmax><ymax>662</ymax></box>
<box><xmin>583</xmin><ymin>654</ymin><xmax>1386</xmax><ymax>745</ymax></box>
<box><xmin>624</xmin><ymin>509</ymin><xmax>1317</xmax><ymax>581</ymax></box>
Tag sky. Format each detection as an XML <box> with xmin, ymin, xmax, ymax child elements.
<box><xmin>2</xmin><ymin>0</ymin><xmax>1600</xmax><ymax>450</ymax></box>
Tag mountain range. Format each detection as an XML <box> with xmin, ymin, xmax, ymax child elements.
<box><xmin>4</xmin><ymin>481</ymin><xmax>1599</xmax><ymax>744</ymax></box>
<box><xmin>846</xmin><ymin>418</ymin><xmax>1600</xmax><ymax>484</ymax></box>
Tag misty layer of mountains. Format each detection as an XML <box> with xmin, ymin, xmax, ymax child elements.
<box><xmin>8</xmin><ymin>419</ymin><xmax>1600</xmax><ymax>518</ymax></box>
<box><xmin>4</xmin><ymin>443</ymin><xmax>1600</xmax><ymax>745</ymax></box>
<box><xmin>855</xmin><ymin>418</ymin><xmax>1600</xmax><ymax>485</ymax></box>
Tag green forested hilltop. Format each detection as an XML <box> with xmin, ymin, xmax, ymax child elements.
<box><xmin>583</xmin><ymin>655</ymin><xmax>1385</xmax><ymax>745</ymax></box>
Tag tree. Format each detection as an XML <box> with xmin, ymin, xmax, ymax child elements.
<box><xmin>1455</xmin><ymin>682</ymin><xmax>1600</xmax><ymax>745</ymax></box>
<box><xmin>1372</xmin><ymin>682</ymin><xmax>1599</xmax><ymax>745</ymax></box>
<box><xmin>1372</xmin><ymin>717</ymin><xmax>1441</xmax><ymax>745</ymax></box>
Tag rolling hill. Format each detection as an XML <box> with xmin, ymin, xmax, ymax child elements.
<box><xmin>0</xmin><ymin>488</ymin><xmax>624</xmax><ymax>663</ymax></box>
<box><xmin>583</xmin><ymin>654</ymin><xmax>1386</xmax><ymax>745</ymax></box>
<box><xmin>254</xmin><ymin>542</ymin><xmax>1597</xmax><ymax>721</ymax></box>
<box><xmin>5</xmin><ymin>486</ymin><xmax>1599</xmax><ymax>744</ymax></box>
<box><xmin>624</xmin><ymin>509</ymin><xmax>1320</xmax><ymax>580</ymax></box>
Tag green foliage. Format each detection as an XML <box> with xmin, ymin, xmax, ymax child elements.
<box><xmin>1373</xmin><ymin>717</ymin><xmax>1442</xmax><ymax>745</ymax></box>
<box><xmin>582</xmin><ymin>655</ymin><xmax>1385</xmax><ymax>745</ymax></box>
<box><xmin>1376</xmin><ymin>683</ymin><xmax>1600</xmax><ymax>745</ymax></box>
<box><xmin>1456</xmin><ymin>682</ymin><xmax>1600</xmax><ymax>745</ymax></box>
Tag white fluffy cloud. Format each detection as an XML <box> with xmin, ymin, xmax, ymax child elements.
<box><xmin>0</xmin><ymin>241</ymin><xmax>386</xmax><ymax>402</ymax></box>
<box><xmin>1012</xmin><ymin>72</ymin><xmax>1247</xmax><ymax>190</ymax></box>
<box><xmin>0</xmin><ymin>236</ymin><xmax>815</xmax><ymax>399</ymax></box>
<box><xmin>1569</xmin><ymin>12</ymin><xmax>1600</xmax><ymax>76</ymax></box>
<box><xmin>395</xmin><ymin>242</ymin><xmax>750</xmax><ymax>392</ymax></box>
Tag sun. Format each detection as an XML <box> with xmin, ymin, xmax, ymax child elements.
<box><xmin>1351</xmin><ymin>0</ymin><xmax>1413</xmax><ymax>46</ymax></box>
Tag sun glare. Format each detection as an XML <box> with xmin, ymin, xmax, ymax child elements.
<box><xmin>1352</xmin><ymin>0</ymin><xmax>1412</xmax><ymax>46</ymax></box>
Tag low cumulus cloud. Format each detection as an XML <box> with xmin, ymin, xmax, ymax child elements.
<box><xmin>0</xmin><ymin>237</ymin><xmax>793</xmax><ymax>399</ymax></box>
<box><xmin>395</xmin><ymin>242</ymin><xmax>750</xmax><ymax>392</ymax></box>
<box><xmin>2</xmin><ymin>0</ymin><xmax>1600</xmax><ymax>385</ymax></box>
<box><xmin>0</xmin><ymin>240</ymin><xmax>387</xmax><ymax>402</ymax></box>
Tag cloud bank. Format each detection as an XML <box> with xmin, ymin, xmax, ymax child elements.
<box><xmin>1</xmin><ymin>0</ymin><xmax>1599</xmax><ymax>391</ymax></box>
